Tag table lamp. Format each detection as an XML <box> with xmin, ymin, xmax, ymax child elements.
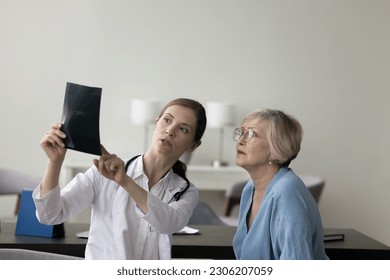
<box><xmin>207</xmin><ymin>101</ymin><xmax>236</xmax><ymax>167</ymax></box>
<box><xmin>130</xmin><ymin>99</ymin><xmax>160</xmax><ymax>152</ymax></box>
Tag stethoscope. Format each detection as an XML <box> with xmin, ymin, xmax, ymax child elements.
<box><xmin>124</xmin><ymin>155</ymin><xmax>190</xmax><ymax>204</ymax></box>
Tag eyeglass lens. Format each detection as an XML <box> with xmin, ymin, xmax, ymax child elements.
<box><xmin>233</xmin><ymin>128</ymin><xmax>254</xmax><ymax>142</ymax></box>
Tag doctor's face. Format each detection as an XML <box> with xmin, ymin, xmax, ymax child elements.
<box><xmin>152</xmin><ymin>105</ymin><xmax>198</xmax><ymax>158</ymax></box>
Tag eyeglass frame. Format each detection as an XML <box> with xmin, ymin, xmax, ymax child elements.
<box><xmin>232</xmin><ymin>127</ymin><xmax>258</xmax><ymax>142</ymax></box>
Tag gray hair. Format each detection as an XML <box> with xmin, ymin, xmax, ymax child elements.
<box><xmin>244</xmin><ymin>108</ymin><xmax>303</xmax><ymax>167</ymax></box>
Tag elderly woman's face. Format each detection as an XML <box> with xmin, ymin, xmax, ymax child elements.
<box><xmin>235</xmin><ymin>116</ymin><xmax>272</xmax><ymax>169</ymax></box>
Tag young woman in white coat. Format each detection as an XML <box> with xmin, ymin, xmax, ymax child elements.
<box><xmin>33</xmin><ymin>98</ymin><xmax>207</xmax><ymax>260</ymax></box>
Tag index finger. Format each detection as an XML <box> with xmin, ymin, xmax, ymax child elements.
<box><xmin>100</xmin><ymin>145</ymin><xmax>110</xmax><ymax>156</ymax></box>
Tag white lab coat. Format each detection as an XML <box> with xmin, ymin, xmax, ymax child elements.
<box><xmin>33</xmin><ymin>156</ymin><xmax>199</xmax><ymax>259</ymax></box>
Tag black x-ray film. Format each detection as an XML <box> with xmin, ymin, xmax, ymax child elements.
<box><xmin>61</xmin><ymin>82</ymin><xmax>102</xmax><ymax>156</ymax></box>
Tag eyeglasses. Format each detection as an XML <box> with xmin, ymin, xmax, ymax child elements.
<box><xmin>232</xmin><ymin>128</ymin><xmax>257</xmax><ymax>142</ymax></box>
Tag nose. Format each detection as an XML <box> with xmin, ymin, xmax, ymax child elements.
<box><xmin>235</xmin><ymin>131</ymin><xmax>245</xmax><ymax>144</ymax></box>
<box><xmin>237</xmin><ymin>137</ymin><xmax>245</xmax><ymax>145</ymax></box>
<box><xmin>165</xmin><ymin>127</ymin><xmax>174</xmax><ymax>137</ymax></box>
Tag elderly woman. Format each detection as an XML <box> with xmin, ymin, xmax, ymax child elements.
<box><xmin>232</xmin><ymin>108</ymin><xmax>328</xmax><ymax>260</ymax></box>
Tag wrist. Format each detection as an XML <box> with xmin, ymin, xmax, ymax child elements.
<box><xmin>47</xmin><ymin>159</ymin><xmax>63</xmax><ymax>170</ymax></box>
<box><xmin>119</xmin><ymin>175</ymin><xmax>133</xmax><ymax>190</ymax></box>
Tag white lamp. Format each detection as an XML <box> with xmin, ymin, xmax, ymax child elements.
<box><xmin>207</xmin><ymin>101</ymin><xmax>236</xmax><ymax>167</ymax></box>
<box><xmin>130</xmin><ymin>99</ymin><xmax>160</xmax><ymax>152</ymax></box>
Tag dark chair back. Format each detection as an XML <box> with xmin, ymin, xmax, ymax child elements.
<box><xmin>188</xmin><ymin>200</ymin><xmax>226</xmax><ymax>225</ymax></box>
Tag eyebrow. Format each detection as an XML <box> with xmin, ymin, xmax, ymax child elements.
<box><xmin>164</xmin><ymin>113</ymin><xmax>193</xmax><ymax>129</ymax></box>
<box><xmin>241</xmin><ymin>126</ymin><xmax>258</xmax><ymax>131</ymax></box>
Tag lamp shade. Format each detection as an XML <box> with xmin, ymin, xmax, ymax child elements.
<box><xmin>130</xmin><ymin>99</ymin><xmax>160</xmax><ymax>125</ymax></box>
<box><xmin>206</xmin><ymin>101</ymin><xmax>236</xmax><ymax>128</ymax></box>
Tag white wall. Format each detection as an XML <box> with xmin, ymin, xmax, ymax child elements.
<box><xmin>1</xmin><ymin>1</ymin><xmax>390</xmax><ymax>245</ymax></box>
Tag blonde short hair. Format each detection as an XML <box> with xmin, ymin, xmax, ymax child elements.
<box><xmin>244</xmin><ymin>108</ymin><xmax>303</xmax><ymax>166</ymax></box>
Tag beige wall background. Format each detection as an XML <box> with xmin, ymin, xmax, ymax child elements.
<box><xmin>1</xmin><ymin>1</ymin><xmax>390</xmax><ymax>245</ymax></box>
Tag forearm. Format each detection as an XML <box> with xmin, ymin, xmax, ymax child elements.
<box><xmin>40</xmin><ymin>160</ymin><xmax>63</xmax><ymax>197</ymax></box>
<box><xmin>120</xmin><ymin>176</ymin><xmax>149</xmax><ymax>214</ymax></box>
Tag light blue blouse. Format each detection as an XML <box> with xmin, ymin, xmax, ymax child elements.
<box><xmin>233</xmin><ymin>167</ymin><xmax>328</xmax><ymax>260</ymax></box>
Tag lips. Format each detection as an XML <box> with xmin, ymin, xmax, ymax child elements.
<box><xmin>237</xmin><ymin>149</ymin><xmax>246</xmax><ymax>155</ymax></box>
<box><xmin>160</xmin><ymin>138</ymin><xmax>172</xmax><ymax>146</ymax></box>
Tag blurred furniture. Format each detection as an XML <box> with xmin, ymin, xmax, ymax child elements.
<box><xmin>0</xmin><ymin>248</ymin><xmax>83</xmax><ymax>260</ymax></box>
<box><xmin>223</xmin><ymin>175</ymin><xmax>325</xmax><ymax>217</ymax></box>
<box><xmin>206</xmin><ymin>101</ymin><xmax>236</xmax><ymax>166</ymax></box>
<box><xmin>62</xmin><ymin>161</ymin><xmax>248</xmax><ymax>190</ymax></box>
<box><xmin>188</xmin><ymin>200</ymin><xmax>227</xmax><ymax>225</ymax></box>
<box><xmin>300</xmin><ymin>175</ymin><xmax>325</xmax><ymax>204</ymax></box>
<box><xmin>130</xmin><ymin>99</ymin><xmax>161</xmax><ymax>152</ymax></box>
<box><xmin>0</xmin><ymin>168</ymin><xmax>41</xmax><ymax>215</ymax></box>
<box><xmin>1</xmin><ymin>222</ymin><xmax>389</xmax><ymax>260</ymax></box>
<box><xmin>223</xmin><ymin>180</ymin><xmax>247</xmax><ymax>216</ymax></box>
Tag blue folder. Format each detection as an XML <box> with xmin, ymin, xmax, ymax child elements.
<box><xmin>15</xmin><ymin>190</ymin><xmax>64</xmax><ymax>238</ymax></box>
